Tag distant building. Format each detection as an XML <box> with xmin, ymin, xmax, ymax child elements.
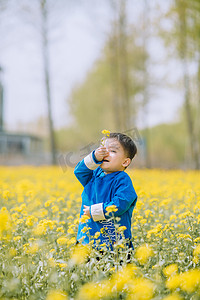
<box><xmin>0</xmin><ymin>131</ymin><xmax>44</xmax><ymax>165</ymax></box>
<box><xmin>0</xmin><ymin>66</ymin><xmax>45</xmax><ymax>165</ymax></box>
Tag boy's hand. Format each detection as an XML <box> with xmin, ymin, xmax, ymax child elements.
<box><xmin>95</xmin><ymin>146</ymin><xmax>109</xmax><ymax>162</ymax></box>
<box><xmin>83</xmin><ymin>205</ymin><xmax>91</xmax><ymax>218</ymax></box>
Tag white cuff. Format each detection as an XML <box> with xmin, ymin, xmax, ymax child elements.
<box><xmin>84</xmin><ymin>152</ymin><xmax>99</xmax><ymax>170</ymax></box>
<box><xmin>91</xmin><ymin>203</ymin><xmax>106</xmax><ymax>222</ymax></box>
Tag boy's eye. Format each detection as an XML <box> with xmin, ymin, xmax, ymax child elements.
<box><xmin>111</xmin><ymin>150</ymin><xmax>116</xmax><ymax>153</ymax></box>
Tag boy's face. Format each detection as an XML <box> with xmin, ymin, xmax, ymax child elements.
<box><xmin>100</xmin><ymin>138</ymin><xmax>131</xmax><ymax>173</ymax></box>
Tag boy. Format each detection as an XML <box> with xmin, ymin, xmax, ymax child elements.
<box><xmin>74</xmin><ymin>132</ymin><xmax>137</xmax><ymax>250</ymax></box>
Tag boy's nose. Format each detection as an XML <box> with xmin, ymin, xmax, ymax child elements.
<box><xmin>104</xmin><ymin>150</ymin><xmax>109</xmax><ymax>157</ymax></box>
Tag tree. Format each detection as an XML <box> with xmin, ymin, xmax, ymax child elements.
<box><xmin>189</xmin><ymin>0</ymin><xmax>200</xmax><ymax>168</ymax></box>
<box><xmin>40</xmin><ymin>0</ymin><xmax>56</xmax><ymax>164</ymax></box>
<box><xmin>68</xmin><ymin>17</ymin><xmax>147</xmax><ymax>145</ymax></box>
<box><xmin>160</xmin><ymin>0</ymin><xmax>200</xmax><ymax>169</ymax></box>
<box><xmin>176</xmin><ymin>0</ymin><xmax>200</xmax><ymax>169</ymax></box>
<box><xmin>16</xmin><ymin>0</ymin><xmax>67</xmax><ymax>164</ymax></box>
<box><xmin>142</xmin><ymin>0</ymin><xmax>151</xmax><ymax>168</ymax></box>
<box><xmin>108</xmin><ymin>0</ymin><xmax>131</xmax><ymax>131</ymax></box>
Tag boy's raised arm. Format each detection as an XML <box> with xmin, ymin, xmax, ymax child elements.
<box><xmin>74</xmin><ymin>150</ymin><xmax>102</xmax><ymax>187</ymax></box>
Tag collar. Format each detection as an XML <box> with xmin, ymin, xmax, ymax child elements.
<box><xmin>96</xmin><ymin>167</ymin><xmax>122</xmax><ymax>178</ymax></box>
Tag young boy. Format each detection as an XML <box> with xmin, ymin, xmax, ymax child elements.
<box><xmin>74</xmin><ymin>132</ymin><xmax>137</xmax><ymax>250</ymax></box>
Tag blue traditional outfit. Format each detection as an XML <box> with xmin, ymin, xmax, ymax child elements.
<box><xmin>74</xmin><ymin>151</ymin><xmax>137</xmax><ymax>249</ymax></box>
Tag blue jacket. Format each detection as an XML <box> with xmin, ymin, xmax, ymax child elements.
<box><xmin>74</xmin><ymin>151</ymin><xmax>137</xmax><ymax>248</ymax></box>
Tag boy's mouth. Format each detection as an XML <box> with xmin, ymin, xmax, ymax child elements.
<box><xmin>103</xmin><ymin>159</ymin><xmax>109</xmax><ymax>162</ymax></box>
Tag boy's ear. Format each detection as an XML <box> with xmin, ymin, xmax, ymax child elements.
<box><xmin>122</xmin><ymin>158</ymin><xmax>131</xmax><ymax>168</ymax></box>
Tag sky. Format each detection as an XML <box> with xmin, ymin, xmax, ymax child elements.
<box><xmin>0</xmin><ymin>0</ymin><xmax>185</xmax><ymax>133</ymax></box>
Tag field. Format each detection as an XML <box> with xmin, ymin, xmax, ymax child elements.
<box><xmin>0</xmin><ymin>167</ymin><xmax>200</xmax><ymax>300</ymax></box>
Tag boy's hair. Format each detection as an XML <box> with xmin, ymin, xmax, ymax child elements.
<box><xmin>108</xmin><ymin>132</ymin><xmax>137</xmax><ymax>160</ymax></box>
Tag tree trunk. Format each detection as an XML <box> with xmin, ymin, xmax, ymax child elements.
<box><xmin>118</xmin><ymin>0</ymin><xmax>130</xmax><ymax>131</ymax></box>
<box><xmin>195</xmin><ymin>53</ymin><xmax>200</xmax><ymax>166</ymax></box>
<box><xmin>109</xmin><ymin>0</ymin><xmax>130</xmax><ymax>132</ymax></box>
<box><xmin>142</xmin><ymin>0</ymin><xmax>151</xmax><ymax>168</ymax></box>
<box><xmin>109</xmin><ymin>32</ymin><xmax>122</xmax><ymax>131</ymax></box>
<box><xmin>178</xmin><ymin>0</ymin><xmax>199</xmax><ymax>169</ymax></box>
<box><xmin>41</xmin><ymin>0</ymin><xmax>57</xmax><ymax>165</ymax></box>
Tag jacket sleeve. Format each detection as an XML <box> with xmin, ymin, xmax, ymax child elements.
<box><xmin>90</xmin><ymin>174</ymin><xmax>137</xmax><ymax>221</ymax></box>
<box><xmin>74</xmin><ymin>151</ymin><xmax>102</xmax><ymax>187</ymax></box>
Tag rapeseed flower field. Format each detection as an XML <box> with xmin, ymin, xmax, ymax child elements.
<box><xmin>0</xmin><ymin>167</ymin><xmax>200</xmax><ymax>299</ymax></box>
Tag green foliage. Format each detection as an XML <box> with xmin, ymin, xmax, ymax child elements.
<box><xmin>55</xmin><ymin>127</ymin><xmax>84</xmax><ymax>152</ymax></box>
<box><xmin>144</xmin><ymin>121</ymin><xmax>187</xmax><ymax>168</ymax></box>
<box><xmin>156</xmin><ymin>0</ymin><xmax>200</xmax><ymax>169</ymax></box>
<box><xmin>69</xmin><ymin>57</ymin><xmax>115</xmax><ymax>144</ymax></box>
<box><xmin>66</xmin><ymin>26</ymin><xmax>147</xmax><ymax>145</ymax></box>
<box><xmin>56</xmin><ymin>121</ymin><xmax>188</xmax><ymax>169</ymax></box>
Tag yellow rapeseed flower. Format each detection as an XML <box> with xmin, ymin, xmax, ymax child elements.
<box><xmin>80</xmin><ymin>215</ymin><xmax>90</xmax><ymax>223</ymax></box>
<box><xmin>179</xmin><ymin>269</ymin><xmax>200</xmax><ymax>293</ymax></box>
<box><xmin>33</xmin><ymin>224</ymin><xmax>47</xmax><ymax>236</ymax></box>
<box><xmin>105</xmin><ymin>205</ymin><xmax>118</xmax><ymax>213</ymax></box>
<box><xmin>101</xmin><ymin>129</ymin><xmax>110</xmax><ymax>136</ymax></box>
<box><xmin>166</xmin><ymin>274</ymin><xmax>181</xmax><ymax>290</ymax></box>
<box><xmin>101</xmin><ymin>129</ymin><xmax>110</xmax><ymax>146</ymax></box>
<box><xmin>76</xmin><ymin>282</ymin><xmax>100</xmax><ymax>300</ymax></box>
<box><xmin>67</xmin><ymin>227</ymin><xmax>74</xmax><ymax>234</ymax></box>
<box><xmin>100</xmin><ymin>228</ymin><xmax>106</xmax><ymax>234</ymax></box>
<box><xmin>147</xmin><ymin>224</ymin><xmax>162</xmax><ymax>239</ymax></box>
<box><xmin>94</xmin><ymin>232</ymin><xmax>100</xmax><ymax>239</ymax></box>
<box><xmin>52</xmin><ymin>205</ymin><xmax>59</xmax><ymax>213</ymax></box>
<box><xmin>0</xmin><ymin>207</ymin><xmax>12</xmax><ymax>239</ymax></box>
<box><xmin>25</xmin><ymin>215</ymin><xmax>38</xmax><ymax>227</ymax></box>
<box><xmin>110</xmin><ymin>264</ymin><xmax>137</xmax><ymax>291</ymax></box>
<box><xmin>193</xmin><ymin>256</ymin><xmax>199</xmax><ymax>264</ymax></box>
<box><xmin>81</xmin><ymin>226</ymin><xmax>90</xmax><ymax>233</ymax></box>
<box><xmin>118</xmin><ymin>226</ymin><xmax>127</xmax><ymax>232</ymax></box>
<box><xmin>9</xmin><ymin>247</ymin><xmax>17</xmax><ymax>257</ymax></box>
<box><xmin>163</xmin><ymin>264</ymin><xmax>178</xmax><ymax>278</ymax></box>
<box><xmin>2</xmin><ymin>190</ymin><xmax>11</xmax><ymax>199</ymax></box>
<box><xmin>44</xmin><ymin>200</ymin><xmax>52</xmax><ymax>207</ymax></box>
<box><xmin>162</xmin><ymin>293</ymin><xmax>183</xmax><ymax>300</ymax></box>
<box><xmin>135</xmin><ymin>244</ymin><xmax>154</xmax><ymax>265</ymax></box>
<box><xmin>58</xmin><ymin>263</ymin><xmax>67</xmax><ymax>269</ymax></box>
<box><xmin>1</xmin><ymin>165</ymin><xmax>200</xmax><ymax>299</ymax></box>
<box><xmin>98</xmin><ymin>279</ymin><xmax>113</xmax><ymax>298</ymax></box>
<box><xmin>46</xmin><ymin>290</ymin><xmax>68</xmax><ymax>300</ymax></box>
<box><xmin>193</xmin><ymin>244</ymin><xmax>200</xmax><ymax>257</ymax></box>
<box><xmin>66</xmin><ymin>237</ymin><xmax>76</xmax><ymax>246</ymax></box>
<box><xmin>70</xmin><ymin>244</ymin><xmax>90</xmax><ymax>265</ymax></box>
<box><xmin>26</xmin><ymin>242</ymin><xmax>39</xmax><ymax>254</ymax></box>
<box><xmin>48</xmin><ymin>257</ymin><xmax>56</xmax><ymax>267</ymax></box>
<box><xmin>193</xmin><ymin>244</ymin><xmax>200</xmax><ymax>263</ymax></box>
<box><xmin>13</xmin><ymin>236</ymin><xmax>21</xmax><ymax>242</ymax></box>
<box><xmin>127</xmin><ymin>277</ymin><xmax>155</xmax><ymax>300</ymax></box>
<box><xmin>57</xmin><ymin>237</ymin><xmax>68</xmax><ymax>246</ymax></box>
<box><xmin>56</xmin><ymin>227</ymin><xmax>64</xmax><ymax>233</ymax></box>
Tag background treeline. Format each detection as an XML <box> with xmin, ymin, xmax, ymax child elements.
<box><xmin>56</xmin><ymin>0</ymin><xmax>200</xmax><ymax>169</ymax></box>
<box><xmin>1</xmin><ymin>0</ymin><xmax>200</xmax><ymax>169</ymax></box>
